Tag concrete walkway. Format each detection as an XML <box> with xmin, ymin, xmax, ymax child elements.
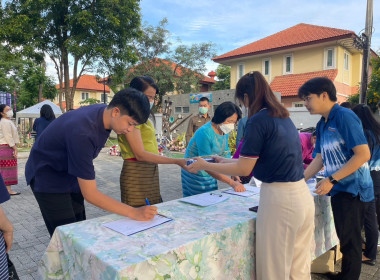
<box><xmin>3</xmin><ymin>150</ymin><xmax>380</xmax><ymax>279</ymax></box>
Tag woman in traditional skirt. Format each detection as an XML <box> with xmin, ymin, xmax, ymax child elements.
<box><xmin>118</xmin><ymin>76</ymin><xmax>187</xmax><ymax>207</ymax></box>
<box><xmin>0</xmin><ymin>105</ymin><xmax>20</xmax><ymax>195</ymax></box>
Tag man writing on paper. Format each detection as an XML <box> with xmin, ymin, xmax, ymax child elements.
<box><xmin>25</xmin><ymin>89</ymin><xmax>158</xmax><ymax>236</ymax></box>
<box><xmin>300</xmin><ymin>77</ymin><xmax>373</xmax><ymax>280</ymax></box>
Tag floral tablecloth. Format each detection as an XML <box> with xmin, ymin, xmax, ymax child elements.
<box><xmin>39</xmin><ymin>188</ymin><xmax>338</xmax><ymax>280</ymax></box>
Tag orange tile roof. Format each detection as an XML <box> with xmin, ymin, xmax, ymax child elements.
<box><xmin>270</xmin><ymin>69</ymin><xmax>338</xmax><ymax>97</ymax></box>
<box><xmin>56</xmin><ymin>75</ymin><xmax>110</xmax><ymax>93</ymax></box>
<box><xmin>213</xmin><ymin>23</ymin><xmax>356</xmax><ymax>62</ymax></box>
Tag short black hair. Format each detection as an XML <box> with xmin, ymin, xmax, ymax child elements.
<box><xmin>199</xmin><ymin>97</ymin><xmax>209</xmax><ymax>103</ymax></box>
<box><xmin>108</xmin><ymin>88</ymin><xmax>150</xmax><ymax>124</ymax></box>
<box><xmin>298</xmin><ymin>77</ymin><xmax>337</xmax><ymax>102</ymax></box>
<box><xmin>212</xmin><ymin>101</ymin><xmax>241</xmax><ymax>124</ymax></box>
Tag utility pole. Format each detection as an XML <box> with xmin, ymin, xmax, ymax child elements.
<box><xmin>359</xmin><ymin>0</ymin><xmax>373</xmax><ymax>104</ymax></box>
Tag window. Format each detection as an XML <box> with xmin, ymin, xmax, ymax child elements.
<box><xmin>175</xmin><ymin>107</ymin><xmax>182</xmax><ymax>113</ymax></box>
<box><xmin>81</xmin><ymin>92</ymin><xmax>89</xmax><ymax>100</ymax></box>
<box><xmin>344</xmin><ymin>52</ymin><xmax>349</xmax><ymax>70</ymax></box>
<box><xmin>237</xmin><ymin>63</ymin><xmax>245</xmax><ymax>80</ymax></box>
<box><xmin>283</xmin><ymin>54</ymin><xmax>293</xmax><ymax>74</ymax></box>
<box><xmin>324</xmin><ymin>48</ymin><xmax>335</xmax><ymax>69</ymax></box>
<box><xmin>292</xmin><ymin>102</ymin><xmax>304</xmax><ymax>107</ymax></box>
<box><xmin>182</xmin><ymin>107</ymin><xmax>189</xmax><ymax>113</ymax></box>
<box><xmin>101</xmin><ymin>94</ymin><xmax>108</xmax><ymax>103</ymax></box>
<box><xmin>262</xmin><ymin>58</ymin><xmax>271</xmax><ymax>76</ymax></box>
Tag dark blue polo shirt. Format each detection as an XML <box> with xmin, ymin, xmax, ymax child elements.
<box><xmin>240</xmin><ymin>109</ymin><xmax>304</xmax><ymax>183</ymax></box>
<box><xmin>314</xmin><ymin>104</ymin><xmax>373</xmax><ymax>202</ymax></box>
<box><xmin>25</xmin><ymin>104</ymin><xmax>110</xmax><ymax>193</ymax></box>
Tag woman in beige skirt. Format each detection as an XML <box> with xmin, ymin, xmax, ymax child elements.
<box><xmin>187</xmin><ymin>71</ymin><xmax>315</xmax><ymax>280</ymax></box>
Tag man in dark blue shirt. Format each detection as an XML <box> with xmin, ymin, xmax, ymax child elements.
<box><xmin>300</xmin><ymin>77</ymin><xmax>372</xmax><ymax>280</ymax></box>
<box><xmin>25</xmin><ymin>88</ymin><xmax>158</xmax><ymax>236</ymax></box>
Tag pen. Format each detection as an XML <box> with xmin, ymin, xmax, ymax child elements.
<box><xmin>145</xmin><ymin>198</ymin><xmax>150</xmax><ymax>205</ymax></box>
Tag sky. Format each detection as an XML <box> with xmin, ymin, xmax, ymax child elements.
<box><xmin>44</xmin><ymin>0</ymin><xmax>380</xmax><ymax>81</ymax></box>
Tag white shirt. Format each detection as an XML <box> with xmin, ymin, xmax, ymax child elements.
<box><xmin>0</xmin><ymin>118</ymin><xmax>19</xmax><ymax>147</ymax></box>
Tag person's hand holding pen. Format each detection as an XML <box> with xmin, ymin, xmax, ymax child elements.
<box><xmin>128</xmin><ymin>198</ymin><xmax>157</xmax><ymax>221</ymax></box>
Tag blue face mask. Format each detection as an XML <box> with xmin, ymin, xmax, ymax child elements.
<box><xmin>199</xmin><ymin>107</ymin><xmax>208</xmax><ymax>115</ymax></box>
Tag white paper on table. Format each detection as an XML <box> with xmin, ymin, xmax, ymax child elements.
<box><xmin>249</xmin><ymin>177</ymin><xmax>262</xmax><ymax>188</ymax></box>
<box><xmin>222</xmin><ymin>188</ymin><xmax>255</xmax><ymax>197</ymax></box>
<box><xmin>103</xmin><ymin>215</ymin><xmax>173</xmax><ymax>236</ymax></box>
<box><xmin>179</xmin><ymin>192</ymin><xmax>229</xmax><ymax>207</ymax></box>
<box><xmin>244</xmin><ymin>185</ymin><xmax>261</xmax><ymax>195</ymax></box>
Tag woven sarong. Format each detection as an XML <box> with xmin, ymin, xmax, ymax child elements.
<box><xmin>0</xmin><ymin>145</ymin><xmax>17</xmax><ymax>186</ymax></box>
<box><xmin>120</xmin><ymin>160</ymin><xmax>161</xmax><ymax>207</ymax></box>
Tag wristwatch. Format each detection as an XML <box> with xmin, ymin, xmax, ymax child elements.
<box><xmin>328</xmin><ymin>175</ymin><xmax>338</xmax><ymax>185</ymax></box>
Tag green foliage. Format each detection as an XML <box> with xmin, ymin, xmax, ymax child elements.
<box><xmin>367</xmin><ymin>56</ymin><xmax>380</xmax><ymax>112</ymax></box>
<box><xmin>0</xmin><ymin>44</ymin><xmax>57</xmax><ymax>110</ymax></box>
<box><xmin>1</xmin><ymin>0</ymin><xmax>141</xmax><ymax>110</ymax></box>
<box><xmin>347</xmin><ymin>93</ymin><xmax>359</xmax><ymax>108</ymax></box>
<box><xmin>79</xmin><ymin>98</ymin><xmax>101</xmax><ymax>106</ymax></box>
<box><xmin>348</xmin><ymin>55</ymin><xmax>380</xmax><ymax>112</ymax></box>
<box><xmin>125</xmin><ymin>18</ymin><xmax>217</xmax><ymax>108</ymax></box>
<box><xmin>212</xmin><ymin>64</ymin><xmax>231</xmax><ymax>90</ymax></box>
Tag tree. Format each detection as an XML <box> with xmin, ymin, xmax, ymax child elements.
<box><xmin>79</xmin><ymin>98</ymin><xmax>101</xmax><ymax>106</ymax></box>
<box><xmin>348</xmin><ymin>54</ymin><xmax>380</xmax><ymax>112</ymax></box>
<box><xmin>1</xmin><ymin>0</ymin><xmax>141</xmax><ymax>111</ymax></box>
<box><xmin>0</xmin><ymin>44</ymin><xmax>56</xmax><ymax>110</ymax></box>
<box><xmin>212</xmin><ymin>64</ymin><xmax>231</xmax><ymax>90</ymax></box>
<box><xmin>125</xmin><ymin>19</ymin><xmax>216</xmax><ymax>108</ymax></box>
<box><xmin>17</xmin><ymin>63</ymin><xmax>57</xmax><ymax>110</ymax></box>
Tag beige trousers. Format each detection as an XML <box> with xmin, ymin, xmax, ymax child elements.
<box><xmin>256</xmin><ymin>179</ymin><xmax>315</xmax><ymax>280</ymax></box>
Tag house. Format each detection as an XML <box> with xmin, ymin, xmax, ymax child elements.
<box><xmin>54</xmin><ymin>75</ymin><xmax>112</xmax><ymax>109</ymax></box>
<box><xmin>213</xmin><ymin>23</ymin><xmax>378</xmax><ymax>107</ymax></box>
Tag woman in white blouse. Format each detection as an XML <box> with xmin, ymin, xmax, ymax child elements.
<box><xmin>0</xmin><ymin>105</ymin><xmax>20</xmax><ymax>195</ymax></box>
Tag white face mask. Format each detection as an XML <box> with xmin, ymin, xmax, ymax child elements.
<box><xmin>6</xmin><ymin>110</ymin><xmax>13</xmax><ymax>118</ymax></box>
<box><xmin>219</xmin><ymin>123</ymin><xmax>234</xmax><ymax>134</ymax></box>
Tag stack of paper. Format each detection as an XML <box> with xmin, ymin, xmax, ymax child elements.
<box><xmin>222</xmin><ymin>185</ymin><xmax>261</xmax><ymax>197</ymax></box>
<box><xmin>179</xmin><ymin>192</ymin><xmax>228</xmax><ymax>207</ymax></box>
<box><xmin>103</xmin><ymin>215</ymin><xmax>172</xmax><ymax>236</ymax></box>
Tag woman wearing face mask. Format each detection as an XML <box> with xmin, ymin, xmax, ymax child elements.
<box><xmin>118</xmin><ymin>76</ymin><xmax>187</xmax><ymax>206</ymax></box>
<box><xmin>181</xmin><ymin>101</ymin><xmax>245</xmax><ymax>197</ymax></box>
<box><xmin>0</xmin><ymin>105</ymin><xmax>20</xmax><ymax>195</ymax></box>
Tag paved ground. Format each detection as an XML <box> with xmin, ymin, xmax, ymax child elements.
<box><xmin>2</xmin><ymin>149</ymin><xmax>380</xmax><ymax>279</ymax></box>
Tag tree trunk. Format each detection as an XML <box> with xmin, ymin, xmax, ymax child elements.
<box><xmin>62</xmin><ymin>48</ymin><xmax>71</xmax><ymax>111</ymax></box>
<box><xmin>38</xmin><ymin>60</ymin><xmax>46</xmax><ymax>102</ymax></box>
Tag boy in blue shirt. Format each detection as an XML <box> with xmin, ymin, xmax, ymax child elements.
<box><xmin>25</xmin><ymin>88</ymin><xmax>158</xmax><ymax>236</ymax></box>
<box><xmin>299</xmin><ymin>77</ymin><xmax>373</xmax><ymax>280</ymax></box>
